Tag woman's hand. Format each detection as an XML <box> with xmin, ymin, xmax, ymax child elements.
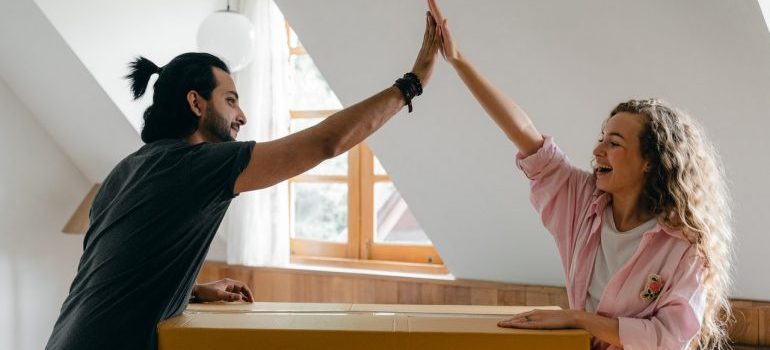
<box><xmin>428</xmin><ymin>0</ymin><xmax>461</xmax><ymax>64</ymax></box>
<box><xmin>498</xmin><ymin>309</ymin><xmax>580</xmax><ymax>329</ymax></box>
<box><xmin>500</xmin><ymin>309</ymin><xmax>623</xmax><ymax>347</ymax></box>
<box><xmin>410</xmin><ymin>10</ymin><xmax>441</xmax><ymax>87</ymax></box>
<box><xmin>191</xmin><ymin>278</ymin><xmax>254</xmax><ymax>303</ymax></box>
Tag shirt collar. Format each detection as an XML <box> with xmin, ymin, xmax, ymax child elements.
<box><xmin>587</xmin><ymin>191</ymin><xmax>688</xmax><ymax>241</ymax></box>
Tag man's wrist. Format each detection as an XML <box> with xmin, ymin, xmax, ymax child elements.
<box><xmin>189</xmin><ymin>284</ymin><xmax>201</xmax><ymax>303</ymax></box>
<box><xmin>393</xmin><ymin>72</ymin><xmax>423</xmax><ymax>113</ymax></box>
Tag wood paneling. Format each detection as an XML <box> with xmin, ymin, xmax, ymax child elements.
<box><xmin>730</xmin><ymin>300</ymin><xmax>770</xmax><ymax>347</ymax></box>
<box><xmin>197</xmin><ymin>262</ymin><xmax>770</xmax><ymax>346</ymax></box>
<box><xmin>732</xmin><ymin>302</ymin><xmax>760</xmax><ymax>345</ymax></box>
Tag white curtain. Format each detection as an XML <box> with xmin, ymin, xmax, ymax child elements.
<box><xmin>218</xmin><ymin>0</ymin><xmax>290</xmax><ymax>267</ymax></box>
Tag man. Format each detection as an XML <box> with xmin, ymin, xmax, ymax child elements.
<box><xmin>45</xmin><ymin>12</ymin><xmax>440</xmax><ymax>350</ymax></box>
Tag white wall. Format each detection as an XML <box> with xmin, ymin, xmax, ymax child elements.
<box><xmin>275</xmin><ymin>0</ymin><xmax>770</xmax><ymax>300</ymax></box>
<box><xmin>0</xmin><ymin>78</ymin><xmax>89</xmax><ymax>350</ymax></box>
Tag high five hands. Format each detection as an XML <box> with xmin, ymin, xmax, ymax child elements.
<box><xmin>427</xmin><ymin>0</ymin><xmax>460</xmax><ymax>64</ymax></box>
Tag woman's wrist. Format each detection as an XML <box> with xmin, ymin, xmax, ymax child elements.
<box><xmin>569</xmin><ymin>310</ymin><xmax>587</xmax><ymax>329</ymax></box>
<box><xmin>448</xmin><ymin>51</ymin><xmax>466</xmax><ymax>68</ymax></box>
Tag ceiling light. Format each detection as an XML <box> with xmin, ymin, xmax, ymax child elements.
<box><xmin>197</xmin><ymin>1</ymin><xmax>255</xmax><ymax>72</ymax></box>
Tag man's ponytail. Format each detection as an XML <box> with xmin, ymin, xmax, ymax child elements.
<box><xmin>125</xmin><ymin>56</ymin><xmax>161</xmax><ymax>100</ymax></box>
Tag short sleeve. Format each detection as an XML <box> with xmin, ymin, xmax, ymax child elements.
<box><xmin>187</xmin><ymin>141</ymin><xmax>255</xmax><ymax>205</ymax></box>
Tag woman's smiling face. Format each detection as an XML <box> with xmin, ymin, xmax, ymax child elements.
<box><xmin>592</xmin><ymin>112</ymin><xmax>650</xmax><ymax>197</ymax></box>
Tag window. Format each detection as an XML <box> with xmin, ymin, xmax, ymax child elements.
<box><xmin>285</xmin><ymin>23</ymin><xmax>445</xmax><ymax>274</ymax></box>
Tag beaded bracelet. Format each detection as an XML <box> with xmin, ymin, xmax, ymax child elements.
<box><xmin>393</xmin><ymin>72</ymin><xmax>423</xmax><ymax>113</ymax></box>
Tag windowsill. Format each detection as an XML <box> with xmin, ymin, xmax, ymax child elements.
<box><xmin>236</xmin><ymin>255</ymin><xmax>451</xmax><ymax>281</ymax></box>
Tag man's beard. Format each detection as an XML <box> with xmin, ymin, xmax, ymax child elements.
<box><xmin>202</xmin><ymin>104</ymin><xmax>235</xmax><ymax>142</ymax></box>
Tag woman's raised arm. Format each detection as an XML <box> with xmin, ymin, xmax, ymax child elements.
<box><xmin>428</xmin><ymin>0</ymin><xmax>543</xmax><ymax>156</ymax></box>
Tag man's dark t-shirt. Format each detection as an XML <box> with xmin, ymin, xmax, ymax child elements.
<box><xmin>46</xmin><ymin>139</ymin><xmax>255</xmax><ymax>350</ymax></box>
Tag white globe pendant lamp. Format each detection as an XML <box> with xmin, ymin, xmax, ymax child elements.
<box><xmin>197</xmin><ymin>1</ymin><xmax>255</xmax><ymax>72</ymax></box>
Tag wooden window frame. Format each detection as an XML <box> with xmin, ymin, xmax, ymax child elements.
<box><xmin>285</xmin><ymin>23</ymin><xmax>445</xmax><ymax>274</ymax></box>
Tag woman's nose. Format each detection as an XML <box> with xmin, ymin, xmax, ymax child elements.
<box><xmin>593</xmin><ymin>142</ymin><xmax>604</xmax><ymax>157</ymax></box>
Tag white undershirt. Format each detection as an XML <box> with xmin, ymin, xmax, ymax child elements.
<box><xmin>585</xmin><ymin>206</ymin><xmax>658</xmax><ymax>312</ymax></box>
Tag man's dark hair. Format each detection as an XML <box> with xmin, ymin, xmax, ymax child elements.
<box><xmin>125</xmin><ymin>52</ymin><xmax>230</xmax><ymax>143</ymax></box>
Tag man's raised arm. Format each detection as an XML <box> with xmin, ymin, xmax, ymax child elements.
<box><xmin>234</xmin><ymin>12</ymin><xmax>440</xmax><ymax>194</ymax></box>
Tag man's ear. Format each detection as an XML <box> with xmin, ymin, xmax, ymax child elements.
<box><xmin>186</xmin><ymin>90</ymin><xmax>204</xmax><ymax>117</ymax></box>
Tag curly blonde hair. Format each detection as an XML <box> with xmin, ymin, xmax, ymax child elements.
<box><xmin>610</xmin><ymin>99</ymin><xmax>734</xmax><ymax>349</ymax></box>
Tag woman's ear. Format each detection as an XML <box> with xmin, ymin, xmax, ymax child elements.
<box><xmin>186</xmin><ymin>90</ymin><xmax>204</xmax><ymax>117</ymax></box>
<box><xmin>643</xmin><ymin>161</ymin><xmax>652</xmax><ymax>173</ymax></box>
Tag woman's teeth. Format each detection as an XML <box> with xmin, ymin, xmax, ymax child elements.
<box><xmin>596</xmin><ymin>166</ymin><xmax>612</xmax><ymax>173</ymax></box>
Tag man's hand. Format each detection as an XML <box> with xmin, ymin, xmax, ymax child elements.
<box><xmin>190</xmin><ymin>278</ymin><xmax>254</xmax><ymax>303</ymax></box>
<box><xmin>410</xmin><ymin>10</ymin><xmax>441</xmax><ymax>87</ymax></box>
<box><xmin>428</xmin><ymin>0</ymin><xmax>461</xmax><ymax>65</ymax></box>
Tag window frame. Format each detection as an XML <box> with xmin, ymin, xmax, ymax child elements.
<box><xmin>285</xmin><ymin>24</ymin><xmax>445</xmax><ymax>274</ymax></box>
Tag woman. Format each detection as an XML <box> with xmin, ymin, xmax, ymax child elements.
<box><xmin>426</xmin><ymin>1</ymin><xmax>733</xmax><ymax>349</ymax></box>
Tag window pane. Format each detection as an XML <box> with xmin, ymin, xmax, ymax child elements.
<box><xmin>292</xmin><ymin>182</ymin><xmax>348</xmax><ymax>242</ymax></box>
<box><xmin>373</xmin><ymin>155</ymin><xmax>387</xmax><ymax>176</ymax></box>
<box><xmin>290</xmin><ymin>118</ymin><xmax>348</xmax><ymax>176</ymax></box>
<box><xmin>289</xmin><ymin>117</ymin><xmax>322</xmax><ymax>133</ymax></box>
<box><xmin>288</xmin><ymin>54</ymin><xmax>343</xmax><ymax>110</ymax></box>
<box><xmin>373</xmin><ymin>182</ymin><xmax>431</xmax><ymax>245</ymax></box>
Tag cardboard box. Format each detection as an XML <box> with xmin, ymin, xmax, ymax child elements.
<box><xmin>158</xmin><ymin>303</ymin><xmax>590</xmax><ymax>350</ymax></box>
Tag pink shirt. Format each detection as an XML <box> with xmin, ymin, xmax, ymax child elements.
<box><xmin>516</xmin><ymin>136</ymin><xmax>706</xmax><ymax>350</ymax></box>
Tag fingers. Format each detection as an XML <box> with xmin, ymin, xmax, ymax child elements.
<box><xmin>422</xmin><ymin>11</ymin><xmax>431</xmax><ymax>46</ymax></box>
<box><xmin>499</xmin><ymin>319</ymin><xmax>542</xmax><ymax>329</ymax></box>
<box><xmin>211</xmin><ymin>278</ymin><xmax>254</xmax><ymax>303</ymax></box>
<box><xmin>441</xmin><ymin>19</ymin><xmax>456</xmax><ymax>56</ymax></box>
<box><xmin>427</xmin><ymin>0</ymin><xmax>445</xmax><ymax>23</ymax></box>
<box><xmin>510</xmin><ymin>310</ymin><xmax>535</xmax><ymax>319</ymax></box>
<box><xmin>427</xmin><ymin>11</ymin><xmax>437</xmax><ymax>38</ymax></box>
<box><xmin>439</xmin><ymin>19</ymin><xmax>449</xmax><ymax>59</ymax></box>
<box><xmin>442</xmin><ymin>19</ymin><xmax>452</xmax><ymax>41</ymax></box>
<box><xmin>413</xmin><ymin>10</ymin><xmax>440</xmax><ymax>83</ymax></box>
<box><xmin>227</xmin><ymin>279</ymin><xmax>255</xmax><ymax>303</ymax></box>
<box><xmin>497</xmin><ymin>310</ymin><xmax>572</xmax><ymax>330</ymax></box>
<box><xmin>498</xmin><ymin>319</ymin><xmax>535</xmax><ymax>329</ymax></box>
<box><xmin>426</xmin><ymin>0</ymin><xmax>453</xmax><ymax>61</ymax></box>
<box><xmin>240</xmin><ymin>285</ymin><xmax>254</xmax><ymax>303</ymax></box>
<box><xmin>497</xmin><ymin>311</ymin><xmax>535</xmax><ymax>328</ymax></box>
<box><xmin>498</xmin><ymin>318</ymin><xmax>516</xmax><ymax>327</ymax></box>
<box><xmin>426</xmin><ymin>12</ymin><xmax>440</xmax><ymax>55</ymax></box>
<box><xmin>217</xmin><ymin>289</ymin><xmax>243</xmax><ymax>302</ymax></box>
<box><xmin>232</xmin><ymin>281</ymin><xmax>254</xmax><ymax>303</ymax></box>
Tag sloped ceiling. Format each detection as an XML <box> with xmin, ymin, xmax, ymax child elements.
<box><xmin>0</xmin><ymin>0</ymin><xmax>223</xmax><ymax>182</ymax></box>
<box><xmin>0</xmin><ymin>0</ymin><xmax>140</xmax><ymax>182</ymax></box>
<box><xmin>32</xmin><ymin>0</ymin><xmax>223</xmax><ymax>133</ymax></box>
<box><xmin>2</xmin><ymin>0</ymin><xmax>769</xmax><ymax>300</ymax></box>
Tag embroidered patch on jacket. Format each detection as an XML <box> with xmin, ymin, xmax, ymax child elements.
<box><xmin>640</xmin><ymin>274</ymin><xmax>664</xmax><ymax>301</ymax></box>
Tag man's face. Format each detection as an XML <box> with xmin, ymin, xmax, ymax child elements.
<box><xmin>199</xmin><ymin>67</ymin><xmax>247</xmax><ymax>142</ymax></box>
